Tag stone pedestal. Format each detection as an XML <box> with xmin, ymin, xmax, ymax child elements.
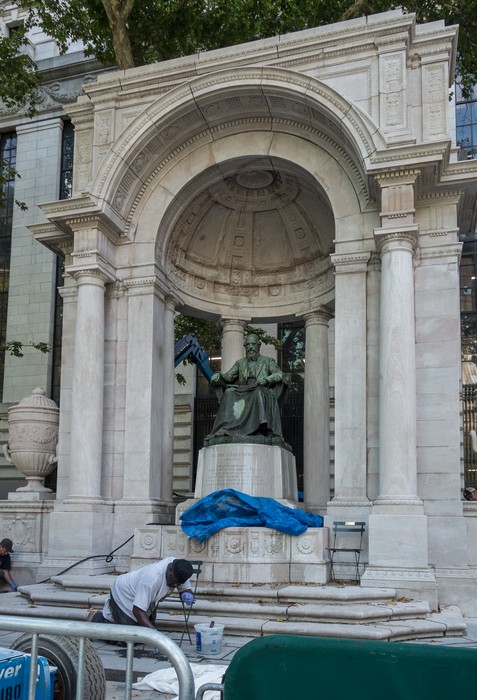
<box><xmin>0</xmin><ymin>499</ymin><xmax>54</xmax><ymax>585</ymax></box>
<box><xmin>194</xmin><ymin>443</ymin><xmax>297</xmax><ymax>500</ymax></box>
<box><xmin>132</xmin><ymin>523</ymin><xmax>329</xmax><ymax>584</ymax></box>
<box><xmin>37</xmin><ymin>503</ymin><xmax>115</xmax><ymax>579</ymax></box>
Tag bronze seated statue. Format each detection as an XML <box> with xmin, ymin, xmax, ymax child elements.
<box><xmin>204</xmin><ymin>333</ymin><xmax>290</xmax><ymax>450</ymax></box>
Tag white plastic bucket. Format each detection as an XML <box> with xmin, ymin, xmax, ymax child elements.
<box><xmin>194</xmin><ymin>623</ymin><xmax>225</xmax><ymax>655</ymax></box>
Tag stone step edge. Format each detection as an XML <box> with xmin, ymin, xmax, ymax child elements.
<box><xmin>154</xmin><ymin>612</ymin><xmax>466</xmax><ymax>642</ymax></box>
<box><xmin>0</xmin><ymin>603</ymin><xmax>464</xmax><ymax>643</ymax></box>
<box><xmin>36</xmin><ymin>579</ymin><xmax>400</xmax><ymax>604</ymax></box>
<box><xmin>17</xmin><ymin>590</ymin><xmax>431</xmax><ymax>624</ymax></box>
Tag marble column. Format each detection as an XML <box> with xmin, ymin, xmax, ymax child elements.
<box><xmin>374</xmin><ymin>229</ymin><xmax>422</xmax><ymax>506</ymax></box>
<box><xmin>328</xmin><ymin>252</ymin><xmax>371</xmax><ymax>510</ymax></box>
<box><xmin>221</xmin><ymin>318</ymin><xmax>246</xmax><ymax>370</ymax></box>
<box><xmin>66</xmin><ymin>270</ymin><xmax>107</xmax><ymax>502</ymax></box>
<box><xmin>303</xmin><ymin>309</ymin><xmax>332</xmax><ymax>512</ymax></box>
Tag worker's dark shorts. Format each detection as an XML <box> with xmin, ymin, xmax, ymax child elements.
<box><xmin>107</xmin><ymin>593</ymin><xmax>156</xmax><ymax>626</ymax></box>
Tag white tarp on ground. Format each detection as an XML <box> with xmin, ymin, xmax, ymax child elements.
<box><xmin>132</xmin><ymin>663</ymin><xmax>225</xmax><ymax>698</ymax></box>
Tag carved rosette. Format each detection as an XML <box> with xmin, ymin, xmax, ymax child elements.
<box><xmin>5</xmin><ymin>388</ymin><xmax>59</xmax><ymax>493</ymax></box>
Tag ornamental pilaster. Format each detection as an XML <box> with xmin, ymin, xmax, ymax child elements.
<box><xmin>329</xmin><ymin>252</ymin><xmax>371</xmax><ymax>507</ymax></box>
<box><xmin>122</xmin><ymin>277</ymin><xmax>175</xmax><ymax>502</ymax></box>
<box><xmin>161</xmin><ymin>295</ymin><xmax>177</xmax><ymax>502</ymax></box>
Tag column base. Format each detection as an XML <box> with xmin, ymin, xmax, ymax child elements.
<box><xmin>363</xmin><ymin>511</ymin><xmax>436</xmax><ymax>608</ymax></box>
<box><xmin>368</xmin><ymin>512</ymin><xmax>428</xmax><ymax>567</ymax></box>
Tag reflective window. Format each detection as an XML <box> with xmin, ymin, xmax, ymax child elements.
<box><xmin>456</xmin><ymin>92</ymin><xmax>477</xmax><ymax>159</ymax></box>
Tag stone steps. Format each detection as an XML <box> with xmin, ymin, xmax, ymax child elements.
<box><xmin>0</xmin><ymin>576</ymin><xmax>465</xmax><ymax>643</ymax></box>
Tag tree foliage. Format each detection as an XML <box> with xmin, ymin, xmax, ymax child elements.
<box><xmin>1</xmin><ymin>340</ymin><xmax>50</xmax><ymax>357</ymax></box>
<box><xmin>173</xmin><ymin>313</ymin><xmax>282</xmax><ymax>384</ymax></box>
<box><xmin>0</xmin><ymin>25</ymin><xmax>38</xmax><ymax>112</ymax></box>
<box><xmin>1</xmin><ymin>1</ymin><xmax>476</xmax><ymax>95</ymax></box>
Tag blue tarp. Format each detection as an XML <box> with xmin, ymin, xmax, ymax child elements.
<box><xmin>180</xmin><ymin>488</ymin><xmax>323</xmax><ymax>542</ymax></box>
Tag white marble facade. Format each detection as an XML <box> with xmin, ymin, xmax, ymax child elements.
<box><xmin>3</xmin><ymin>7</ymin><xmax>477</xmax><ymax>613</ymax></box>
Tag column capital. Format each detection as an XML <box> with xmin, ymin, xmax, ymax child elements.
<box><xmin>302</xmin><ymin>307</ymin><xmax>334</xmax><ymax>326</ymax></box>
<box><xmin>164</xmin><ymin>294</ymin><xmax>178</xmax><ymax>313</ymax></box>
<box><xmin>220</xmin><ymin>318</ymin><xmax>247</xmax><ymax>328</ymax></box>
<box><xmin>57</xmin><ymin>284</ymin><xmax>78</xmax><ymax>301</ymax></box>
<box><xmin>70</xmin><ymin>268</ymin><xmax>109</xmax><ymax>287</ymax></box>
<box><xmin>67</xmin><ymin>250</ymin><xmax>116</xmax><ymax>283</ymax></box>
<box><xmin>374</xmin><ymin>226</ymin><xmax>418</xmax><ymax>253</ymax></box>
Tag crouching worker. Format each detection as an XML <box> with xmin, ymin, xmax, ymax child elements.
<box><xmin>93</xmin><ymin>557</ymin><xmax>194</xmax><ymax>628</ymax></box>
<box><xmin>0</xmin><ymin>538</ymin><xmax>17</xmax><ymax>592</ymax></box>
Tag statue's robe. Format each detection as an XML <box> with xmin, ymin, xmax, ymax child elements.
<box><xmin>205</xmin><ymin>355</ymin><xmax>287</xmax><ymax>444</ymax></box>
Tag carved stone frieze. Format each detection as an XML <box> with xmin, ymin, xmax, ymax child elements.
<box><xmin>422</xmin><ymin>64</ymin><xmax>447</xmax><ymax>140</ymax></box>
<box><xmin>418</xmin><ymin>244</ymin><xmax>462</xmax><ymax>261</ymax></box>
<box><xmin>434</xmin><ymin>568</ymin><xmax>477</xmax><ymax>579</ymax></box>
<box><xmin>379</xmin><ymin>51</ymin><xmax>406</xmax><ymax>132</ymax></box>
<box><xmin>362</xmin><ymin>567</ymin><xmax>436</xmax><ymax>582</ymax></box>
<box><xmin>0</xmin><ymin>74</ymin><xmax>98</xmax><ymax>117</ymax></box>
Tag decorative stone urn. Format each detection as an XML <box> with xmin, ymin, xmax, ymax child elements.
<box><xmin>3</xmin><ymin>387</ymin><xmax>59</xmax><ymax>492</ymax></box>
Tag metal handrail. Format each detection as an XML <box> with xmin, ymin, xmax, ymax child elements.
<box><xmin>196</xmin><ymin>682</ymin><xmax>224</xmax><ymax>700</ymax></box>
<box><xmin>0</xmin><ymin>615</ymin><xmax>195</xmax><ymax>700</ymax></box>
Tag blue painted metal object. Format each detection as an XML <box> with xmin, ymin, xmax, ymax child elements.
<box><xmin>0</xmin><ymin>648</ymin><xmax>55</xmax><ymax>700</ymax></box>
<box><xmin>174</xmin><ymin>334</ymin><xmax>214</xmax><ymax>382</ymax></box>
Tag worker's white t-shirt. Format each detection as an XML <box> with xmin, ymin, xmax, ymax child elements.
<box><xmin>110</xmin><ymin>557</ymin><xmax>190</xmax><ymax>622</ymax></box>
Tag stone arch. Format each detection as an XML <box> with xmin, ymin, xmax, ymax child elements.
<box><xmin>92</xmin><ymin>66</ymin><xmax>384</xmax><ymax>250</ymax></box>
<box><xmin>135</xmin><ymin>134</ymin><xmax>369</xmax><ymax>319</ymax></box>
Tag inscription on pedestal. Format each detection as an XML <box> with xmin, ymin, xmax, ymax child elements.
<box><xmin>195</xmin><ymin>443</ymin><xmax>297</xmax><ymax>499</ymax></box>
<box><xmin>202</xmin><ymin>445</ymin><xmax>267</xmax><ymax>494</ymax></box>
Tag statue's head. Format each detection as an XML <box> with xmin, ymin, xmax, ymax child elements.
<box><xmin>244</xmin><ymin>333</ymin><xmax>261</xmax><ymax>359</ymax></box>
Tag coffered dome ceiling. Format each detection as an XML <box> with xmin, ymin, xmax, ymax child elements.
<box><xmin>164</xmin><ymin>157</ymin><xmax>335</xmax><ymax>319</ymax></box>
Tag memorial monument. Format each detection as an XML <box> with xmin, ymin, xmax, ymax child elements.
<box><xmin>195</xmin><ymin>333</ymin><xmax>297</xmax><ymax>502</ymax></box>
<box><xmin>4</xmin><ymin>8</ymin><xmax>477</xmax><ymax>610</ymax></box>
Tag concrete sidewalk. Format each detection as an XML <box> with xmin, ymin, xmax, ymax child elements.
<box><xmin>98</xmin><ymin>628</ymin><xmax>252</xmax><ymax>699</ymax></box>
<box><xmin>103</xmin><ymin>617</ymin><xmax>477</xmax><ymax>698</ymax></box>
<box><xmin>0</xmin><ymin>624</ymin><xmax>251</xmax><ymax>699</ymax></box>
<box><xmin>0</xmin><ymin>619</ymin><xmax>477</xmax><ymax>699</ymax></box>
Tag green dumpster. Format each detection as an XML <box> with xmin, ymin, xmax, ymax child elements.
<box><xmin>222</xmin><ymin>635</ymin><xmax>476</xmax><ymax>700</ymax></box>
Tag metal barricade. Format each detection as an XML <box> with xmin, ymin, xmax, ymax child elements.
<box><xmin>0</xmin><ymin>615</ymin><xmax>195</xmax><ymax>700</ymax></box>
